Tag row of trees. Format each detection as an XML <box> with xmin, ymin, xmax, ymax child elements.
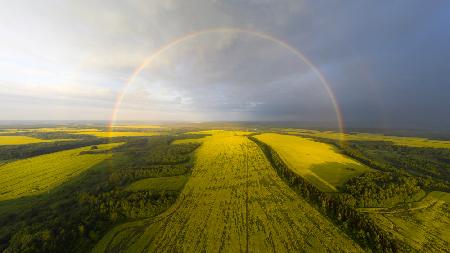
<box><xmin>110</xmin><ymin>165</ymin><xmax>191</xmax><ymax>185</ymax></box>
<box><xmin>341</xmin><ymin>171</ymin><xmax>422</xmax><ymax>207</ymax></box>
<box><xmin>79</xmin><ymin>190</ymin><xmax>179</xmax><ymax>220</ymax></box>
<box><xmin>250</xmin><ymin>136</ymin><xmax>410</xmax><ymax>252</ymax></box>
<box><xmin>335</xmin><ymin>140</ymin><xmax>450</xmax><ymax>192</ymax></box>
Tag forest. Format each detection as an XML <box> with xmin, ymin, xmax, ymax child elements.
<box><xmin>0</xmin><ymin>135</ymin><xmax>200</xmax><ymax>253</ymax></box>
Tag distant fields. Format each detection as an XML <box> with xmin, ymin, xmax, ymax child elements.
<box><xmin>0</xmin><ymin>128</ymin><xmax>101</xmax><ymax>133</ymax></box>
<box><xmin>187</xmin><ymin>129</ymin><xmax>253</xmax><ymax>136</ymax></box>
<box><xmin>0</xmin><ymin>136</ymin><xmax>72</xmax><ymax>146</ymax></box>
<box><xmin>362</xmin><ymin>191</ymin><xmax>450</xmax><ymax>251</ymax></box>
<box><xmin>71</xmin><ymin>131</ymin><xmax>161</xmax><ymax>138</ymax></box>
<box><xmin>125</xmin><ymin>176</ymin><xmax>188</xmax><ymax>192</ymax></box>
<box><xmin>111</xmin><ymin>125</ymin><xmax>162</xmax><ymax>129</ymax></box>
<box><xmin>1</xmin><ymin>125</ymin><xmax>448</xmax><ymax>252</ymax></box>
<box><xmin>285</xmin><ymin>129</ymin><xmax>450</xmax><ymax>149</ymax></box>
<box><xmin>0</xmin><ymin>143</ymin><xmax>122</xmax><ymax>201</ymax></box>
<box><xmin>94</xmin><ymin>131</ymin><xmax>362</xmax><ymax>252</ymax></box>
<box><xmin>255</xmin><ymin>133</ymin><xmax>371</xmax><ymax>192</ymax></box>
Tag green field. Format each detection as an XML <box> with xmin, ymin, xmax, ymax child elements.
<box><xmin>255</xmin><ymin>133</ymin><xmax>371</xmax><ymax>192</ymax></box>
<box><xmin>0</xmin><ymin>143</ymin><xmax>122</xmax><ymax>201</ymax></box>
<box><xmin>125</xmin><ymin>176</ymin><xmax>189</xmax><ymax>192</ymax></box>
<box><xmin>360</xmin><ymin>191</ymin><xmax>450</xmax><ymax>251</ymax></box>
<box><xmin>94</xmin><ymin>131</ymin><xmax>362</xmax><ymax>252</ymax></box>
<box><xmin>0</xmin><ymin>136</ymin><xmax>72</xmax><ymax>146</ymax></box>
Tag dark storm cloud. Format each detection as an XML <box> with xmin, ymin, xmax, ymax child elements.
<box><xmin>272</xmin><ymin>1</ymin><xmax>450</xmax><ymax>130</ymax></box>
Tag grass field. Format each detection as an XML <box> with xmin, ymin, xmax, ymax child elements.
<box><xmin>361</xmin><ymin>191</ymin><xmax>450</xmax><ymax>251</ymax></box>
<box><xmin>125</xmin><ymin>176</ymin><xmax>188</xmax><ymax>192</ymax></box>
<box><xmin>255</xmin><ymin>133</ymin><xmax>371</xmax><ymax>192</ymax></box>
<box><xmin>94</xmin><ymin>131</ymin><xmax>362</xmax><ymax>253</ymax></box>
<box><xmin>0</xmin><ymin>143</ymin><xmax>122</xmax><ymax>201</ymax></box>
<box><xmin>0</xmin><ymin>136</ymin><xmax>72</xmax><ymax>146</ymax></box>
<box><xmin>284</xmin><ymin>129</ymin><xmax>450</xmax><ymax>149</ymax></box>
<box><xmin>71</xmin><ymin>131</ymin><xmax>161</xmax><ymax>138</ymax></box>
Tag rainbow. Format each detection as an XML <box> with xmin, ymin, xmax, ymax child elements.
<box><xmin>109</xmin><ymin>27</ymin><xmax>345</xmax><ymax>140</ymax></box>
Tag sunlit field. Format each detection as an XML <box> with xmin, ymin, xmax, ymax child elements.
<box><xmin>255</xmin><ymin>133</ymin><xmax>371</xmax><ymax>192</ymax></box>
<box><xmin>0</xmin><ymin>143</ymin><xmax>122</xmax><ymax>201</ymax></box>
<box><xmin>0</xmin><ymin>136</ymin><xmax>72</xmax><ymax>146</ymax></box>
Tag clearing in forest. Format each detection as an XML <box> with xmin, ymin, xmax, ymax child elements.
<box><xmin>125</xmin><ymin>176</ymin><xmax>189</xmax><ymax>192</ymax></box>
<box><xmin>255</xmin><ymin>133</ymin><xmax>371</xmax><ymax>192</ymax></box>
<box><xmin>94</xmin><ymin>131</ymin><xmax>362</xmax><ymax>253</ymax></box>
<box><xmin>0</xmin><ymin>143</ymin><xmax>122</xmax><ymax>201</ymax></box>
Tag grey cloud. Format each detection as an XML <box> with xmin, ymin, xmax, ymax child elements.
<box><xmin>0</xmin><ymin>0</ymin><xmax>449</xmax><ymax>130</ymax></box>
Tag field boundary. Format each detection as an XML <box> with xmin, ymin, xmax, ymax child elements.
<box><xmin>249</xmin><ymin>136</ymin><xmax>410</xmax><ymax>252</ymax></box>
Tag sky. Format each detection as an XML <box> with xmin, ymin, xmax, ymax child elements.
<box><xmin>1</xmin><ymin>0</ymin><xmax>449</xmax><ymax>130</ymax></box>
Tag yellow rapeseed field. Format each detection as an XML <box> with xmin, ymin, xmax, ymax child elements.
<box><xmin>0</xmin><ymin>143</ymin><xmax>122</xmax><ymax>201</ymax></box>
<box><xmin>255</xmin><ymin>133</ymin><xmax>371</xmax><ymax>192</ymax></box>
<box><xmin>0</xmin><ymin>136</ymin><xmax>72</xmax><ymax>146</ymax></box>
<box><xmin>94</xmin><ymin>131</ymin><xmax>362</xmax><ymax>252</ymax></box>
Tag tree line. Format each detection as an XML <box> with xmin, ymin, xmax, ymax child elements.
<box><xmin>341</xmin><ymin>171</ymin><xmax>423</xmax><ymax>207</ymax></box>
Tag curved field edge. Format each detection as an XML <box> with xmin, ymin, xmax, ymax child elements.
<box><xmin>94</xmin><ymin>131</ymin><xmax>363</xmax><ymax>253</ymax></box>
<box><xmin>254</xmin><ymin>133</ymin><xmax>371</xmax><ymax>192</ymax></box>
<box><xmin>0</xmin><ymin>142</ymin><xmax>123</xmax><ymax>201</ymax></box>
<box><xmin>360</xmin><ymin>191</ymin><xmax>450</xmax><ymax>252</ymax></box>
<box><xmin>125</xmin><ymin>176</ymin><xmax>188</xmax><ymax>192</ymax></box>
